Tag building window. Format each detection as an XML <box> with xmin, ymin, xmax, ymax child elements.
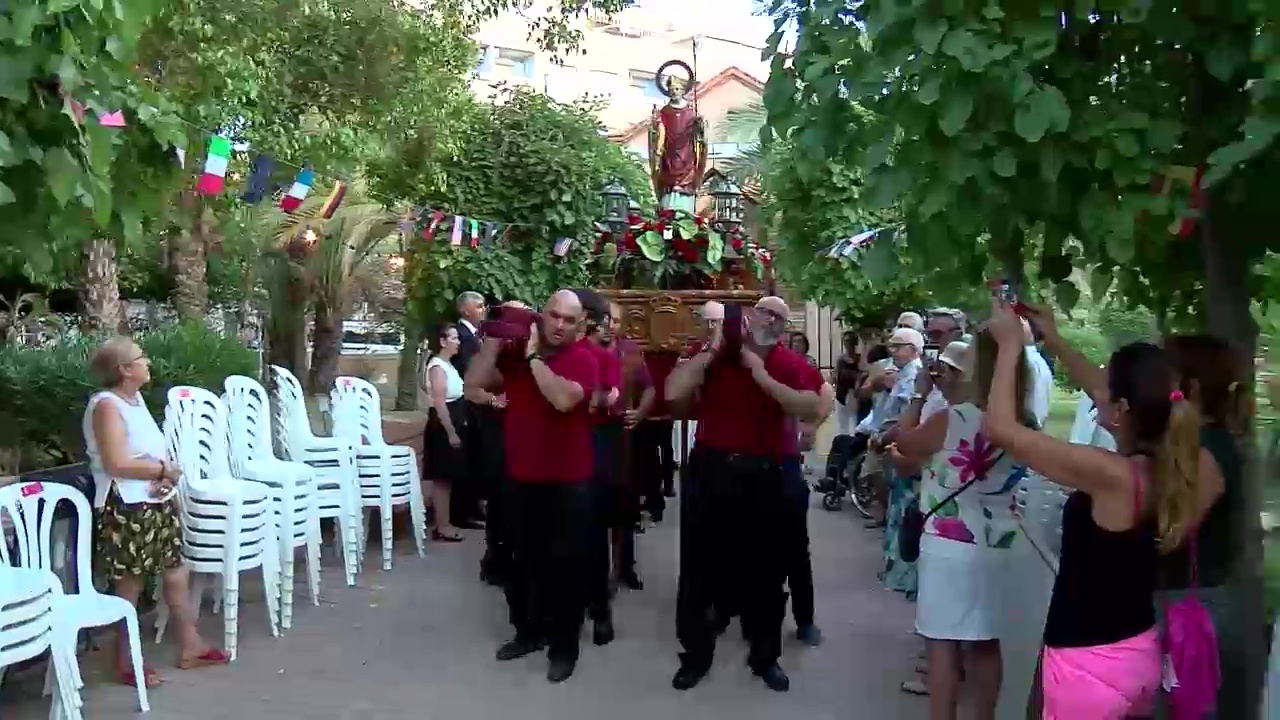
<box><xmin>628</xmin><ymin>71</ymin><xmax>665</xmax><ymax>100</ymax></box>
<box><xmin>476</xmin><ymin>46</ymin><xmax>494</xmax><ymax>75</ymax></box>
<box><xmin>494</xmin><ymin>47</ymin><xmax>535</xmax><ymax>80</ymax></box>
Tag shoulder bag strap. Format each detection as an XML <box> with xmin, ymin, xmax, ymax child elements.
<box><xmin>922</xmin><ymin>477</ymin><xmax>979</xmax><ymax>522</ymax></box>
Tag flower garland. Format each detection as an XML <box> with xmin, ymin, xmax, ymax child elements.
<box><xmin>594</xmin><ymin>208</ymin><xmax>770</xmax><ymax>288</ymax></box>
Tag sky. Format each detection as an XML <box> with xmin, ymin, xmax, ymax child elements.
<box><xmin>633</xmin><ymin>0</ymin><xmax>777</xmax><ymax>47</ymax></box>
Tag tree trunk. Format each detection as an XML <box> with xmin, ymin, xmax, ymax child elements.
<box><xmin>309</xmin><ymin>298</ymin><xmax>343</xmax><ymax>394</ymax></box>
<box><xmin>172</xmin><ymin>197</ymin><xmax>211</xmax><ymax>322</ymax></box>
<box><xmin>395</xmin><ymin>322</ymin><xmax>423</xmax><ymax>411</ymax></box>
<box><xmin>266</xmin><ymin>270</ymin><xmax>308</xmax><ymax>379</ymax></box>
<box><xmin>80</xmin><ymin>237</ymin><xmax>124</xmax><ymax>333</ymax></box>
<box><xmin>1201</xmin><ymin>203</ymin><xmax>1265</xmax><ymax>720</ymax></box>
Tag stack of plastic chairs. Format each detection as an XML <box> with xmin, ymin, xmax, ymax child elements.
<box><xmin>270</xmin><ymin>365</ymin><xmax>362</xmax><ymax>586</ymax></box>
<box><xmin>330</xmin><ymin>376</ymin><xmax>427</xmax><ymax>571</ymax></box>
<box><xmin>0</xmin><ymin>482</ymin><xmax>148</xmax><ymax>715</ymax></box>
<box><xmin>224</xmin><ymin>375</ymin><xmax>322</xmax><ymax>630</ymax></box>
<box><xmin>0</xmin><ymin>534</ymin><xmax>85</xmax><ymax>719</ymax></box>
<box><xmin>155</xmin><ymin>386</ymin><xmax>279</xmax><ymax>660</ymax></box>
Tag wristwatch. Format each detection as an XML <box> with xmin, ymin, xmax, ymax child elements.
<box><xmin>909</xmin><ymin>392</ymin><xmax>925</xmax><ymax>402</ymax></box>
<box><xmin>526</xmin><ymin>351</ymin><xmax>543</xmax><ymax>363</ymax></box>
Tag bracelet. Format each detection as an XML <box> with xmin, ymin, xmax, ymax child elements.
<box><xmin>526</xmin><ymin>352</ymin><xmax>543</xmax><ymax>364</ymax></box>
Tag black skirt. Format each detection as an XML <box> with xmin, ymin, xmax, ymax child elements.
<box><xmin>423</xmin><ymin>400</ymin><xmax>468</xmax><ymax>484</ymax></box>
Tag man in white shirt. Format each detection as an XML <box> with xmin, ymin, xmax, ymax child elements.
<box><xmin>1021</xmin><ymin>317</ymin><xmax>1054</xmax><ymax>429</ymax></box>
<box><xmin>857</xmin><ymin>326</ymin><xmax>924</xmax><ymax>525</ymax></box>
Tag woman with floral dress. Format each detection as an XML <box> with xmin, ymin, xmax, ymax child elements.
<box><xmin>895</xmin><ymin>332</ymin><xmax>1030</xmax><ymax>720</ymax></box>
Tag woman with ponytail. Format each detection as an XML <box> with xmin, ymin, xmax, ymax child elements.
<box><xmin>1160</xmin><ymin>334</ymin><xmax>1247</xmax><ymax>717</ymax></box>
<box><xmin>983</xmin><ymin>300</ymin><xmax>1223</xmax><ymax>719</ymax></box>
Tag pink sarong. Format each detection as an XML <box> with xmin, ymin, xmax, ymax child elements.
<box><xmin>1042</xmin><ymin>627</ymin><xmax>1162</xmax><ymax>720</ymax></box>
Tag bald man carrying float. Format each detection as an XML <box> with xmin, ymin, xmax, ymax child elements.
<box><xmin>465</xmin><ymin>289</ymin><xmax>599</xmax><ymax>684</ymax></box>
<box><xmin>664</xmin><ymin>296</ymin><xmax>826</xmax><ymax>692</ymax></box>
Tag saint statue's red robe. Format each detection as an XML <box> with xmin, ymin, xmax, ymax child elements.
<box><xmin>655</xmin><ymin>103</ymin><xmax>703</xmax><ymax>197</ymax></box>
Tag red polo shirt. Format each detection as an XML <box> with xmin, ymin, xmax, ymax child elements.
<box><xmin>498</xmin><ymin>340</ymin><xmax>599</xmax><ymax>483</ymax></box>
<box><xmin>695</xmin><ymin>344</ymin><xmax>824</xmax><ymax>458</ymax></box>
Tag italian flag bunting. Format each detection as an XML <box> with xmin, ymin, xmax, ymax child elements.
<box><xmin>196</xmin><ymin>136</ymin><xmax>232</xmax><ymax>195</ymax></box>
<box><xmin>281</xmin><ymin>169</ymin><xmax>313</xmax><ymax>213</ymax></box>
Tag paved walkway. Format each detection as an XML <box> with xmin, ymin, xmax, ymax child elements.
<box><xmin>2</xmin><ymin>493</ymin><xmax>927</xmax><ymax>720</ymax></box>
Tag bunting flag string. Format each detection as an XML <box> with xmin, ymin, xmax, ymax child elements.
<box><xmin>91</xmin><ymin>107</ymin><xmax>558</xmax><ymax>253</ymax></box>
<box><xmin>823</xmin><ymin>226</ymin><xmax>900</xmax><ymax>258</ymax></box>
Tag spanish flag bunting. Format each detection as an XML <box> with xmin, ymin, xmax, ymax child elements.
<box><xmin>196</xmin><ymin>135</ymin><xmax>233</xmax><ymax>195</ymax></box>
<box><xmin>450</xmin><ymin>215</ymin><xmax>464</xmax><ymax>246</ymax></box>
<box><xmin>320</xmin><ymin>180</ymin><xmax>347</xmax><ymax>219</ymax></box>
<box><xmin>281</xmin><ymin>169</ymin><xmax>313</xmax><ymax>212</ymax></box>
<box><xmin>422</xmin><ymin>209</ymin><xmax>446</xmax><ymax>240</ymax></box>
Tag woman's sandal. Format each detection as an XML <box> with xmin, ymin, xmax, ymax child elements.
<box><xmin>432</xmin><ymin>529</ymin><xmax>465</xmax><ymax>543</ymax></box>
<box><xmin>178</xmin><ymin>648</ymin><xmax>231</xmax><ymax>670</ymax></box>
<box><xmin>117</xmin><ymin>665</ymin><xmax>164</xmax><ymax>689</ymax></box>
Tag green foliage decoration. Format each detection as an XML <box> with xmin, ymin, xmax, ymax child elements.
<box><xmin>0</xmin><ymin>322</ymin><xmax>257</xmax><ymax>471</ymax></box>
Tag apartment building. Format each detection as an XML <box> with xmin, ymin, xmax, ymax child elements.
<box><xmin>472</xmin><ymin>3</ymin><xmax>769</xmax><ymax>160</ymax></box>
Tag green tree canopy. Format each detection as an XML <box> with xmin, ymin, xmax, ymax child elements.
<box><xmin>763</xmin><ymin>1</ymin><xmax>1279</xmax><ymax>347</ymax></box>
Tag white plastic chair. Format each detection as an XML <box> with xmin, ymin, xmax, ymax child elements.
<box><xmin>224</xmin><ymin>375</ymin><xmax>322</xmax><ymax>629</ymax></box>
<box><xmin>270</xmin><ymin>365</ymin><xmax>362</xmax><ymax>586</ymax></box>
<box><xmin>0</xmin><ymin>565</ymin><xmax>83</xmax><ymax>720</ymax></box>
<box><xmin>0</xmin><ymin>482</ymin><xmax>148</xmax><ymax>713</ymax></box>
<box><xmin>330</xmin><ymin>376</ymin><xmax>427</xmax><ymax>570</ymax></box>
<box><xmin>154</xmin><ymin>386</ymin><xmax>280</xmax><ymax>661</ymax></box>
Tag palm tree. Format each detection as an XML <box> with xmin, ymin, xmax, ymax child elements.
<box><xmin>259</xmin><ymin>194</ymin><xmax>399</xmax><ymax>393</ymax></box>
<box><xmin>718</xmin><ymin>100</ymin><xmax>771</xmax><ymax>190</ymax></box>
<box><xmin>80</xmin><ymin>237</ymin><xmax>125</xmax><ymax>333</ymax></box>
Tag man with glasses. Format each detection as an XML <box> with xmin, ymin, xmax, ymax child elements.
<box><xmin>665</xmin><ymin>296</ymin><xmax>825</xmax><ymax>693</ymax></box>
<box><xmin>856</xmin><ymin>322</ymin><xmax>925</xmax><ymax>527</ymax></box>
<box><xmin>920</xmin><ymin>308</ymin><xmax>967</xmax><ymax>420</ymax></box>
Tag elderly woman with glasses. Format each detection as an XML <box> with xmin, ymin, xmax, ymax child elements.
<box><xmin>83</xmin><ymin>337</ymin><xmax>229</xmax><ymax>689</ymax></box>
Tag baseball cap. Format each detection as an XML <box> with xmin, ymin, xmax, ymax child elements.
<box><xmin>939</xmin><ymin>341</ymin><xmax>970</xmax><ymax>373</ymax></box>
<box><xmin>896</xmin><ymin>311</ymin><xmax>924</xmax><ymax>331</ymax></box>
<box><xmin>888</xmin><ymin>327</ymin><xmax>924</xmax><ymax>352</ymax></box>
<box><xmin>755</xmin><ymin>296</ymin><xmax>791</xmax><ymax>319</ymax></box>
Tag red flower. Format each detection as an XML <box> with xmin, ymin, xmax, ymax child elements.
<box><xmin>731</xmin><ymin>237</ymin><xmax>744</xmax><ymax>250</ymax></box>
<box><xmin>622</xmin><ymin>231</ymin><xmax>639</xmax><ymax>252</ymax></box>
<box><xmin>685</xmin><ymin>246</ymin><xmax>701</xmax><ymax>263</ymax></box>
<box><xmin>694</xmin><ymin>234</ymin><xmax>708</xmax><ymax>247</ymax></box>
<box><xmin>657</xmin><ymin>208</ymin><xmax>676</xmax><ymax>222</ymax></box>
<box><xmin>654</xmin><ymin>221</ymin><xmax>667</xmax><ymax>235</ymax></box>
<box><xmin>626</xmin><ymin>212</ymin><xmax>643</xmax><ymax>225</ymax></box>
<box><xmin>694</xmin><ymin>215</ymin><xmax>707</xmax><ymax>228</ymax></box>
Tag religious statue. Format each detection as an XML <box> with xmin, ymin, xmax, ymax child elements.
<box><xmin>647</xmin><ymin>60</ymin><xmax>708</xmax><ymax>213</ymax></box>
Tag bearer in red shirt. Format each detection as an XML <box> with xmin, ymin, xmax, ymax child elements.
<box><xmin>463</xmin><ymin>289</ymin><xmax>598</xmax><ymax>684</ymax></box>
<box><xmin>664</xmin><ymin>296</ymin><xmax>824</xmax><ymax>693</ymax></box>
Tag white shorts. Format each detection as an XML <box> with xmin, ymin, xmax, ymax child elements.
<box><xmin>915</xmin><ymin>533</ymin><xmax>1012</xmax><ymax>642</ymax></box>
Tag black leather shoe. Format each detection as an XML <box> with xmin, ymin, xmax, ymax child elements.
<box><xmin>752</xmin><ymin>663</ymin><xmax>790</xmax><ymax>692</ymax></box>
<box><xmin>547</xmin><ymin>657</ymin><xmax>576</xmax><ymax>683</ymax></box>
<box><xmin>672</xmin><ymin>663</ymin><xmax>710</xmax><ymax>691</ymax></box>
<box><xmin>496</xmin><ymin>637</ymin><xmax>545</xmax><ymax>661</ymax></box>
<box><xmin>592</xmin><ymin>617</ymin><xmax>615</xmax><ymax>646</ymax></box>
<box><xmin>796</xmin><ymin>624</ymin><xmax>824</xmax><ymax>647</ymax></box>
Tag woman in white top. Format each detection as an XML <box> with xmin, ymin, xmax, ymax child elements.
<box><xmin>83</xmin><ymin>337</ymin><xmax>228</xmax><ymax>688</ymax></box>
<box><xmin>894</xmin><ymin>335</ymin><xmax>1030</xmax><ymax>720</ymax></box>
<box><xmin>420</xmin><ymin>325</ymin><xmax>469</xmax><ymax>542</ymax></box>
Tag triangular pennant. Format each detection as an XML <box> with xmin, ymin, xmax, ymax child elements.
<box><xmin>484</xmin><ymin>223</ymin><xmax>499</xmax><ymax>246</ymax></box>
<box><xmin>175</xmin><ymin>146</ymin><xmax>186</xmax><ymax>168</ymax></box>
<box><xmin>97</xmin><ymin>110</ymin><xmax>126</xmax><ymax>127</ymax></box>
<box><xmin>469</xmin><ymin>218</ymin><xmax>480</xmax><ymax>248</ymax></box>
<box><xmin>553</xmin><ymin>237</ymin><xmax>574</xmax><ymax>257</ymax></box>
<box><xmin>241</xmin><ymin>154</ymin><xmax>274</xmax><ymax>204</ymax></box>
<box><xmin>450</xmin><ymin>215</ymin><xmax>464</xmax><ymax>246</ymax></box>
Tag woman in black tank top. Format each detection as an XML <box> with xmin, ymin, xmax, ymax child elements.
<box><xmin>982</xmin><ymin>300</ymin><xmax>1223</xmax><ymax>720</ymax></box>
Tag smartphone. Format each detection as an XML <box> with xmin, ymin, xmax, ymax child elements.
<box><xmin>923</xmin><ymin>343</ymin><xmax>940</xmax><ymax>363</ymax></box>
<box><xmin>995</xmin><ymin>278</ymin><xmax>1017</xmax><ymax>304</ymax></box>
<box><xmin>721</xmin><ymin>302</ymin><xmax>744</xmax><ymax>354</ymax></box>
